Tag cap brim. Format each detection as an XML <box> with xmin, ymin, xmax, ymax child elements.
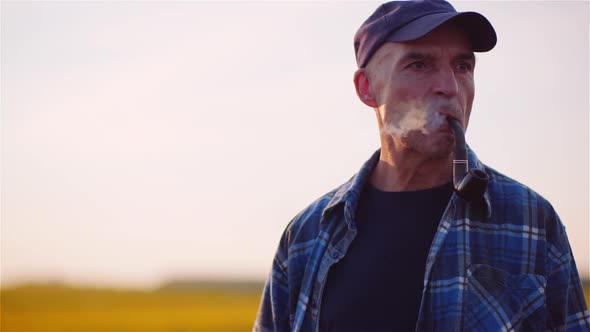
<box><xmin>386</xmin><ymin>12</ymin><xmax>497</xmax><ymax>52</ymax></box>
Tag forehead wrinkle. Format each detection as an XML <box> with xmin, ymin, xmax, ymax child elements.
<box><xmin>401</xmin><ymin>51</ymin><xmax>432</xmax><ymax>61</ymax></box>
<box><xmin>397</xmin><ymin>47</ymin><xmax>475</xmax><ymax>65</ymax></box>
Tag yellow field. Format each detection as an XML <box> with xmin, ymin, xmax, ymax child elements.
<box><xmin>1</xmin><ymin>284</ymin><xmax>262</xmax><ymax>331</ymax></box>
<box><xmin>1</xmin><ymin>284</ymin><xmax>589</xmax><ymax>331</ymax></box>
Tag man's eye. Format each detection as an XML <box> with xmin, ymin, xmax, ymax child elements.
<box><xmin>409</xmin><ymin>61</ymin><xmax>426</xmax><ymax>69</ymax></box>
<box><xmin>456</xmin><ymin>62</ymin><xmax>473</xmax><ymax>71</ymax></box>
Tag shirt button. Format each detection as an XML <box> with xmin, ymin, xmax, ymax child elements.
<box><xmin>331</xmin><ymin>251</ymin><xmax>339</xmax><ymax>259</ymax></box>
<box><xmin>311</xmin><ymin>298</ymin><xmax>316</xmax><ymax>307</ymax></box>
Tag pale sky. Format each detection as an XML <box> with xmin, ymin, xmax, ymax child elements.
<box><xmin>1</xmin><ymin>1</ymin><xmax>588</xmax><ymax>288</ymax></box>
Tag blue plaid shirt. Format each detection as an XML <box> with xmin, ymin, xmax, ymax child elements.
<box><xmin>254</xmin><ymin>149</ymin><xmax>590</xmax><ymax>332</ymax></box>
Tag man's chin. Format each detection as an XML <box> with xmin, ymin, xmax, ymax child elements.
<box><xmin>429</xmin><ymin>147</ymin><xmax>454</xmax><ymax>159</ymax></box>
<box><xmin>401</xmin><ymin>133</ymin><xmax>454</xmax><ymax>158</ymax></box>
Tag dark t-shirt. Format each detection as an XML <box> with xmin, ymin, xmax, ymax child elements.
<box><xmin>319</xmin><ymin>181</ymin><xmax>453</xmax><ymax>332</ymax></box>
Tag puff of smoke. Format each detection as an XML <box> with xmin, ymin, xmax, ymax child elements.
<box><xmin>381</xmin><ymin>100</ymin><xmax>452</xmax><ymax>138</ymax></box>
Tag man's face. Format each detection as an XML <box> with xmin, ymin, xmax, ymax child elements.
<box><xmin>365</xmin><ymin>24</ymin><xmax>475</xmax><ymax>158</ymax></box>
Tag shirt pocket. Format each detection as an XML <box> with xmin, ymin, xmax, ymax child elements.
<box><xmin>464</xmin><ymin>264</ymin><xmax>547</xmax><ymax>331</ymax></box>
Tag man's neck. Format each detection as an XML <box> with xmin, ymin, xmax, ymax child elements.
<box><xmin>369</xmin><ymin>147</ymin><xmax>453</xmax><ymax>192</ymax></box>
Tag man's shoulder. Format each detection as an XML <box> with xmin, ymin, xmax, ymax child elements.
<box><xmin>281</xmin><ymin>183</ymin><xmax>346</xmax><ymax>244</ymax></box>
<box><xmin>484</xmin><ymin>164</ymin><xmax>554</xmax><ymax>212</ymax></box>
<box><xmin>274</xmin><ymin>149</ymin><xmax>380</xmax><ymax>259</ymax></box>
<box><xmin>483</xmin><ymin>164</ymin><xmax>569</xmax><ymax>249</ymax></box>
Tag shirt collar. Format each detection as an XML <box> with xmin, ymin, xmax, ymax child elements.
<box><xmin>467</xmin><ymin>145</ymin><xmax>493</xmax><ymax>218</ymax></box>
<box><xmin>322</xmin><ymin>149</ymin><xmax>380</xmax><ymax>224</ymax></box>
<box><xmin>321</xmin><ymin>146</ymin><xmax>492</xmax><ymax>223</ymax></box>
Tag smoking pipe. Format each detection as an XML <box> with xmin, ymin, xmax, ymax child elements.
<box><xmin>448</xmin><ymin>118</ymin><xmax>489</xmax><ymax>202</ymax></box>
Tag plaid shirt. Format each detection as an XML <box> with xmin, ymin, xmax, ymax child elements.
<box><xmin>254</xmin><ymin>149</ymin><xmax>590</xmax><ymax>332</ymax></box>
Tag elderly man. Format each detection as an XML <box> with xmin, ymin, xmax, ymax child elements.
<box><xmin>254</xmin><ymin>1</ymin><xmax>590</xmax><ymax>331</ymax></box>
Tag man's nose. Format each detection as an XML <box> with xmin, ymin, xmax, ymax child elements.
<box><xmin>433</xmin><ymin>67</ymin><xmax>459</xmax><ymax>97</ymax></box>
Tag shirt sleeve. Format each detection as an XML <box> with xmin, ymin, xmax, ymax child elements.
<box><xmin>545</xmin><ymin>214</ymin><xmax>590</xmax><ymax>331</ymax></box>
<box><xmin>253</xmin><ymin>237</ymin><xmax>291</xmax><ymax>332</ymax></box>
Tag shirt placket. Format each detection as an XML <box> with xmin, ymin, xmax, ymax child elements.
<box><xmin>415</xmin><ymin>194</ymin><xmax>460</xmax><ymax>330</ymax></box>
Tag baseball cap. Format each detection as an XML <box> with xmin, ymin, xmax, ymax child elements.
<box><xmin>354</xmin><ymin>0</ymin><xmax>497</xmax><ymax>68</ymax></box>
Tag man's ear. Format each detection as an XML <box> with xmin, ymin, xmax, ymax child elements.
<box><xmin>354</xmin><ymin>69</ymin><xmax>378</xmax><ymax>108</ymax></box>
